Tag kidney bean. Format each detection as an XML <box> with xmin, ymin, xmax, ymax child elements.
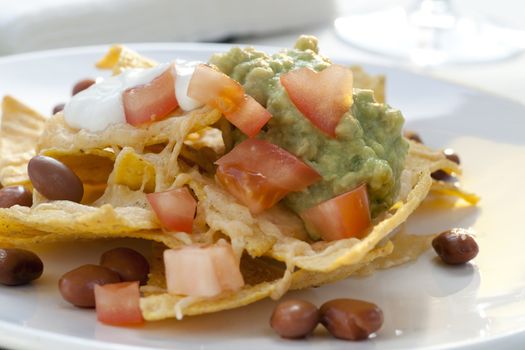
<box><xmin>403</xmin><ymin>130</ymin><xmax>423</xmax><ymax>144</ymax></box>
<box><xmin>28</xmin><ymin>155</ymin><xmax>83</xmax><ymax>203</ymax></box>
<box><xmin>58</xmin><ymin>264</ymin><xmax>120</xmax><ymax>308</ymax></box>
<box><xmin>320</xmin><ymin>298</ymin><xmax>383</xmax><ymax>340</ymax></box>
<box><xmin>432</xmin><ymin>228</ymin><xmax>479</xmax><ymax>264</ymax></box>
<box><xmin>443</xmin><ymin>148</ymin><xmax>460</xmax><ymax>165</ymax></box>
<box><xmin>72</xmin><ymin>78</ymin><xmax>96</xmax><ymax>96</ymax></box>
<box><xmin>52</xmin><ymin>103</ymin><xmax>65</xmax><ymax>115</ymax></box>
<box><xmin>0</xmin><ymin>186</ymin><xmax>32</xmax><ymax>208</ymax></box>
<box><xmin>100</xmin><ymin>247</ymin><xmax>150</xmax><ymax>285</ymax></box>
<box><xmin>431</xmin><ymin>148</ymin><xmax>461</xmax><ymax>181</ymax></box>
<box><xmin>0</xmin><ymin>248</ymin><xmax>43</xmax><ymax>286</ymax></box>
<box><xmin>270</xmin><ymin>299</ymin><xmax>319</xmax><ymax>339</ymax></box>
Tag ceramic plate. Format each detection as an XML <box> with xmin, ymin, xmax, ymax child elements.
<box><xmin>0</xmin><ymin>43</ymin><xmax>524</xmax><ymax>350</ymax></box>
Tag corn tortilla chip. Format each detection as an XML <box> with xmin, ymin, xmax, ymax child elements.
<box><xmin>110</xmin><ymin>147</ymin><xmax>156</xmax><ymax>193</ymax></box>
<box><xmin>95</xmin><ymin>45</ymin><xmax>156</xmax><ymax>75</ymax></box>
<box><xmin>0</xmin><ymin>96</ymin><xmax>47</xmax><ymax>186</ymax></box>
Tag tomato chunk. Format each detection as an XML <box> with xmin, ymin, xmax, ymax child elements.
<box><xmin>215</xmin><ymin>139</ymin><xmax>321</xmax><ymax>213</ymax></box>
<box><xmin>280</xmin><ymin>65</ymin><xmax>353</xmax><ymax>137</ymax></box>
<box><xmin>216</xmin><ymin>139</ymin><xmax>321</xmax><ymax>191</ymax></box>
<box><xmin>123</xmin><ymin>66</ymin><xmax>178</xmax><ymax>126</ymax></box>
<box><xmin>187</xmin><ymin>64</ymin><xmax>244</xmax><ymax>114</ymax></box>
<box><xmin>225</xmin><ymin>95</ymin><xmax>272</xmax><ymax>138</ymax></box>
<box><xmin>164</xmin><ymin>240</ymin><xmax>244</xmax><ymax>297</ymax></box>
<box><xmin>216</xmin><ymin>165</ymin><xmax>289</xmax><ymax>214</ymax></box>
<box><xmin>301</xmin><ymin>184</ymin><xmax>371</xmax><ymax>241</ymax></box>
<box><xmin>146</xmin><ymin>187</ymin><xmax>197</xmax><ymax>233</ymax></box>
<box><xmin>94</xmin><ymin>281</ymin><xmax>143</xmax><ymax>326</ymax></box>
<box><xmin>188</xmin><ymin>64</ymin><xmax>271</xmax><ymax>137</ymax></box>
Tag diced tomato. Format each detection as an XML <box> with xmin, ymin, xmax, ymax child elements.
<box><xmin>188</xmin><ymin>64</ymin><xmax>271</xmax><ymax>137</ymax></box>
<box><xmin>215</xmin><ymin>139</ymin><xmax>321</xmax><ymax>213</ymax></box>
<box><xmin>280</xmin><ymin>64</ymin><xmax>353</xmax><ymax>137</ymax></box>
<box><xmin>216</xmin><ymin>139</ymin><xmax>321</xmax><ymax>191</ymax></box>
<box><xmin>216</xmin><ymin>165</ymin><xmax>289</xmax><ymax>214</ymax></box>
<box><xmin>94</xmin><ymin>281</ymin><xmax>144</xmax><ymax>326</ymax></box>
<box><xmin>123</xmin><ymin>66</ymin><xmax>179</xmax><ymax>126</ymax></box>
<box><xmin>225</xmin><ymin>95</ymin><xmax>272</xmax><ymax>138</ymax></box>
<box><xmin>301</xmin><ymin>184</ymin><xmax>371</xmax><ymax>241</ymax></box>
<box><xmin>146</xmin><ymin>187</ymin><xmax>197</xmax><ymax>233</ymax></box>
<box><xmin>164</xmin><ymin>240</ymin><xmax>244</xmax><ymax>297</ymax></box>
<box><xmin>187</xmin><ymin>64</ymin><xmax>244</xmax><ymax>114</ymax></box>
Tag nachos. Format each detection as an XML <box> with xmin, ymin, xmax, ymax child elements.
<box><xmin>0</xmin><ymin>36</ymin><xmax>477</xmax><ymax>321</ymax></box>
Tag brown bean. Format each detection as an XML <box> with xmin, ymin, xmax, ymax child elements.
<box><xmin>0</xmin><ymin>249</ymin><xmax>43</xmax><ymax>286</ymax></box>
<box><xmin>432</xmin><ymin>228</ymin><xmax>478</xmax><ymax>264</ymax></box>
<box><xmin>100</xmin><ymin>247</ymin><xmax>150</xmax><ymax>285</ymax></box>
<box><xmin>28</xmin><ymin>155</ymin><xmax>83</xmax><ymax>202</ymax></box>
<box><xmin>72</xmin><ymin>78</ymin><xmax>96</xmax><ymax>96</ymax></box>
<box><xmin>52</xmin><ymin>103</ymin><xmax>65</xmax><ymax>115</ymax></box>
<box><xmin>403</xmin><ymin>130</ymin><xmax>423</xmax><ymax>143</ymax></box>
<box><xmin>270</xmin><ymin>299</ymin><xmax>319</xmax><ymax>339</ymax></box>
<box><xmin>443</xmin><ymin>148</ymin><xmax>460</xmax><ymax>165</ymax></box>
<box><xmin>59</xmin><ymin>264</ymin><xmax>120</xmax><ymax>308</ymax></box>
<box><xmin>431</xmin><ymin>169</ymin><xmax>452</xmax><ymax>181</ymax></box>
<box><xmin>320</xmin><ymin>299</ymin><xmax>383</xmax><ymax>340</ymax></box>
<box><xmin>431</xmin><ymin>148</ymin><xmax>461</xmax><ymax>181</ymax></box>
<box><xmin>0</xmin><ymin>186</ymin><xmax>32</xmax><ymax>208</ymax></box>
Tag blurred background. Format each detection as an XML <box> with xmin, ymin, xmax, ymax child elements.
<box><xmin>1</xmin><ymin>0</ymin><xmax>524</xmax><ymax>102</ymax></box>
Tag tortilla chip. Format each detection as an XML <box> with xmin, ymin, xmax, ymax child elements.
<box><xmin>0</xmin><ymin>96</ymin><xmax>47</xmax><ymax>186</ymax></box>
<box><xmin>138</xmin><ymin>166</ymin><xmax>433</xmax><ymax>320</ymax></box>
<box><xmin>41</xmin><ymin>148</ymin><xmax>115</xmax><ymax>185</ymax></box>
<box><xmin>110</xmin><ymin>147</ymin><xmax>156</xmax><ymax>193</ymax></box>
<box><xmin>95</xmin><ymin>45</ymin><xmax>156</xmax><ymax>75</ymax></box>
<box><xmin>38</xmin><ymin>108</ymin><xmax>221</xmax><ymax>154</ymax></box>
<box><xmin>353</xmin><ymin>231</ymin><xmax>436</xmax><ymax>276</ymax></box>
<box><xmin>267</xmin><ymin>169</ymin><xmax>432</xmax><ymax>272</ymax></box>
<box><xmin>81</xmin><ymin>183</ymin><xmax>107</xmax><ymax>205</ymax></box>
<box><xmin>351</xmin><ymin>65</ymin><xmax>386</xmax><ymax>103</ymax></box>
<box><xmin>0</xmin><ymin>200</ymin><xmax>184</xmax><ymax>248</ymax></box>
<box><xmin>140</xmin><ymin>239</ymin><xmax>392</xmax><ymax>320</ymax></box>
<box><xmin>407</xmin><ymin>140</ymin><xmax>461</xmax><ymax>175</ymax></box>
<box><xmin>430</xmin><ymin>181</ymin><xmax>480</xmax><ymax>205</ymax></box>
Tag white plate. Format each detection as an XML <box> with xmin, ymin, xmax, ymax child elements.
<box><xmin>0</xmin><ymin>43</ymin><xmax>524</xmax><ymax>350</ymax></box>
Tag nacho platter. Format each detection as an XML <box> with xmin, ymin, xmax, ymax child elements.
<box><xmin>1</xmin><ymin>39</ymin><xmax>516</xmax><ymax>350</ymax></box>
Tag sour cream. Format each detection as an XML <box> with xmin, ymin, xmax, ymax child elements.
<box><xmin>174</xmin><ymin>60</ymin><xmax>203</xmax><ymax>111</ymax></box>
<box><xmin>64</xmin><ymin>61</ymin><xmax>204</xmax><ymax>132</ymax></box>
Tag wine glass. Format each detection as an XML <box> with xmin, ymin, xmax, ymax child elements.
<box><xmin>334</xmin><ymin>0</ymin><xmax>525</xmax><ymax>66</ymax></box>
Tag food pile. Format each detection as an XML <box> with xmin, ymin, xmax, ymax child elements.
<box><xmin>0</xmin><ymin>36</ymin><xmax>478</xmax><ymax>334</ymax></box>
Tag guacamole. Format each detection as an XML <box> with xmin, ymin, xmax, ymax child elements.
<box><xmin>209</xmin><ymin>36</ymin><xmax>408</xmax><ymax>221</ymax></box>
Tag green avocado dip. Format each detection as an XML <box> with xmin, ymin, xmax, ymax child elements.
<box><xmin>209</xmin><ymin>36</ymin><xmax>408</xmax><ymax>230</ymax></box>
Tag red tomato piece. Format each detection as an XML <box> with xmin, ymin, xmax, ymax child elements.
<box><xmin>164</xmin><ymin>240</ymin><xmax>244</xmax><ymax>297</ymax></box>
<box><xmin>280</xmin><ymin>64</ymin><xmax>353</xmax><ymax>137</ymax></box>
<box><xmin>301</xmin><ymin>184</ymin><xmax>371</xmax><ymax>241</ymax></box>
<box><xmin>225</xmin><ymin>95</ymin><xmax>272</xmax><ymax>138</ymax></box>
<box><xmin>187</xmin><ymin>64</ymin><xmax>244</xmax><ymax>114</ymax></box>
<box><xmin>123</xmin><ymin>66</ymin><xmax>179</xmax><ymax>126</ymax></box>
<box><xmin>216</xmin><ymin>139</ymin><xmax>321</xmax><ymax>191</ymax></box>
<box><xmin>188</xmin><ymin>64</ymin><xmax>271</xmax><ymax>137</ymax></box>
<box><xmin>215</xmin><ymin>139</ymin><xmax>321</xmax><ymax>213</ymax></box>
<box><xmin>146</xmin><ymin>187</ymin><xmax>197</xmax><ymax>233</ymax></box>
<box><xmin>94</xmin><ymin>281</ymin><xmax>143</xmax><ymax>326</ymax></box>
<box><xmin>216</xmin><ymin>165</ymin><xmax>289</xmax><ymax>214</ymax></box>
